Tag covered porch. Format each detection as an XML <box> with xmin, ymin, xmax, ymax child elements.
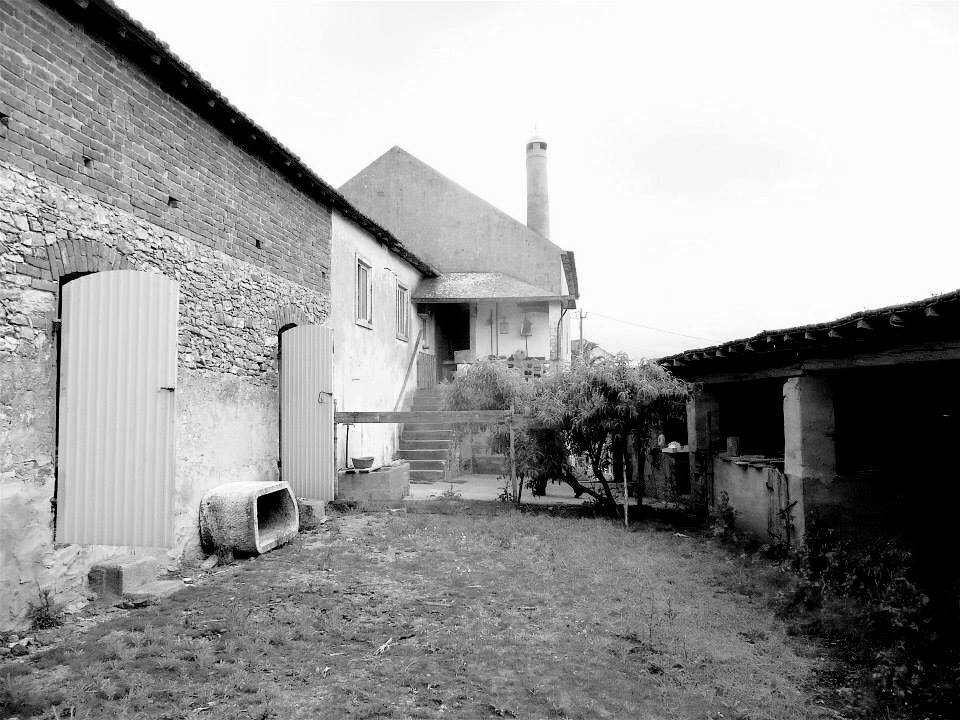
<box><xmin>412</xmin><ymin>271</ymin><xmax>576</xmax><ymax>384</ymax></box>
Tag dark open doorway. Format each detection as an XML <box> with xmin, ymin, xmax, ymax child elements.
<box><xmin>432</xmin><ymin>304</ymin><xmax>470</xmax><ymax>382</ymax></box>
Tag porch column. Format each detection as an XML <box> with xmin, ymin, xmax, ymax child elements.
<box><xmin>686</xmin><ymin>389</ymin><xmax>721</xmax><ymax>506</ymax></box>
<box><xmin>782</xmin><ymin>375</ymin><xmax>836</xmax><ymax>544</ymax></box>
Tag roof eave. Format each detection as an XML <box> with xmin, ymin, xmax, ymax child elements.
<box><xmin>414</xmin><ymin>295</ymin><xmax>575</xmax><ymax>304</ymax></box>
<box><xmin>659</xmin><ymin>289</ymin><xmax>960</xmax><ymax>374</ymax></box>
<box><xmin>561</xmin><ymin>251</ymin><xmax>580</xmax><ymax>299</ymax></box>
<box><xmin>53</xmin><ymin>0</ymin><xmax>436</xmax><ymax>278</ymax></box>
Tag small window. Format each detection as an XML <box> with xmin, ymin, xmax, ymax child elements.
<box><xmin>356</xmin><ymin>257</ymin><xmax>372</xmax><ymax>327</ymax></box>
<box><xmin>396</xmin><ymin>282</ymin><xmax>410</xmax><ymax>340</ymax></box>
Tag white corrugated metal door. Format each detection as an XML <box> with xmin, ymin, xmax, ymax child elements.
<box><xmin>56</xmin><ymin>270</ymin><xmax>179</xmax><ymax>547</ymax></box>
<box><xmin>280</xmin><ymin>324</ymin><xmax>334</xmax><ymax>500</ymax></box>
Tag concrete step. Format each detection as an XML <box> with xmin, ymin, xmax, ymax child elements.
<box><xmin>88</xmin><ymin>556</ymin><xmax>160</xmax><ymax>597</ymax></box>
<box><xmin>411</xmin><ymin>468</ymin><xmax>446</xmax><ymax>483</ymax></box>
<box><xmin>400</xmin><ymin>436</ymin><xmax>451</xmax><ymax>447</ymax></box>
<box><xmin>397</xmin><ymin>448</ymin><xmax>447</xmax><ymax>461</ymax></box>
<box><xmin>402</xmin><ymin>429</ymin><xmax>452</xmax><ymax>441</ymax></box>
<box><xmin>406</xmin><ymin>459</ymin><xmax>446</xmax><ymax>471</ymax></box>
<box><xmin>404</xmin><ymin>422</ymin><xmax>455</xmax><ymax>431</ymax></box>
<box><xmin>121</xmin><ymin>579</ymin><xmax>186</xmax><ymax>605</ymax></box>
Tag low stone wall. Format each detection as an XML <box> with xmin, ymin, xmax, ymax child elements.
<box><xmin>714</xmin><ymin>458</ymin><xmax>776</xmax><ymax>539</ymax></box>
<box><xmin>336</xmin><ymin>463</ymin><xmax>411</xmax><ymax>508</ymax></box>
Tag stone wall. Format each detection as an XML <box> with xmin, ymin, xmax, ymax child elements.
<box><xmin>0</xmin><ymin>160</ymin><xmax>328</xmax><ymax>627</ymax></box>
<box><xmin>0</xmin><ymin>0</ymin><xmax>331</xmax><ymax>292</ymax></box>
<box><xmin>0</xmin><ymin>0</ymin><xmax>343</xmax><ymax>627</ymax></box>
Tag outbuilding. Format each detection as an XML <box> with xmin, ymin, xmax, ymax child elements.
<box><xmin>661</xmin><ymin>291</ymin><xmax>960</xmax><ymax>587</ymax></box>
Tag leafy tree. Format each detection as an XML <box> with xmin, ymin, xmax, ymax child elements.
<box><xmin>446</xmin><ymin>356</ymin><xmax>692</xmax><ymax>517</ymax></box>
<box><xmin>534</xmin><ymin>355</ymin><xmax>691</xmax><ymax>516</ymax></box>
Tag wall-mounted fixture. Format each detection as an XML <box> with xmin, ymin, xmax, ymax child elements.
<box><xmin>520</xmin><ymin>316</ymin><xmax>532</xmax><ymax>336</ymax></box>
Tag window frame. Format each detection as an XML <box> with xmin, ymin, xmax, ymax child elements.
<box><xmin>355</xmin><ymin>255</ymin><xmax>373</xmax><ymax>328</ymax></box>
<box><xmin>396</xmin><ymin>280</ymin><xmax>410</xmax><ymax>341</ymax></box>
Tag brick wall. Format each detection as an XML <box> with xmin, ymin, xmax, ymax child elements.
<box><xmin>0</xmin><ymin>0</ymin><xmax>337</xmax><ymax>627</ymax></box>
<box><xmin>0</xmin><ymin>0</ymin><xmax>330</xmax><ymax>292</ymax></box>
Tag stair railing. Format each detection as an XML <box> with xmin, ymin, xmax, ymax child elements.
<box><xmin>393</xmin><ymin>327</ymin><xmax>424</xmax><ymax>411</ymax></box>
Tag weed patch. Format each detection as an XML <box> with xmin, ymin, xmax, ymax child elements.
<box><xmin>2</xmin><ymin>508</ymin><xmax>843</xmax><ymax>719</ymax></box>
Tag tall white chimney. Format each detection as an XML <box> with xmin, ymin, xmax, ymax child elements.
<box><xmin>525</xmin><ymin>135</ymin><xmax>549</xmax><ymax>239</ymax></box>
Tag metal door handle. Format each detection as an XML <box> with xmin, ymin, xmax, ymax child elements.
<box><xmin>160</xmin><ymin>386</ymin><xmax>175</xmax><ymax>392</ymax></box>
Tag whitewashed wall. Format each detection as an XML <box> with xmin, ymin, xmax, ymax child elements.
<box><xmin>330</xmin><ymin>211</ymin><xmax>429</xmax><ymax>470</ymax></box>
<box><xmin>473</xmin><ymin>301</ymin><xmax>551</xmax><ymax>359</ymax></box>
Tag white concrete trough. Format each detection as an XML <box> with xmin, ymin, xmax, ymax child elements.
<box><xmin>199</xmin><ymin>481</ymin><xmax>299</xmax><ymax>554</ymax></box>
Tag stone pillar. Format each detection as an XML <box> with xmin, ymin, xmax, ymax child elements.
<box><xmin>687</xmin><ymin>391</ymin><xmax>721</xmax><ymax>453</ymax></box>
<box><xmin>686</xmin><ymin>390</ymin><xmax>721</xmax><ymax>506</ymax></box>
<box><xmin>782</xmin><ymin>375</ymin><xmax>836</xmax><ymax>544</ymax></box>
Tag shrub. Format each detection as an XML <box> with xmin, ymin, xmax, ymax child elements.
<box><xmin>27</xmin><ymin>587</ymin><xmax>63</xmax><ymax>630</ymax></box>
<box><xmin>789</xmin><ymin>524</ymin><xmax>956</xmax><ymax>716</ymax></box>
<box><xmin>445</xmin><ymin>356</ymin><xmax>692</xmax><ymax>517</ymax></box>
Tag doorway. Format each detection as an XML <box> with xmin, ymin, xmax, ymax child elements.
<box><xmin>432</xmin><ymin>303</ymin><xmax>470</xmax><ymax>382</ymax></box>
<box><xmin>55</xmin><ymin>270</ymin><xmax>179</xmax><ymax>547</ymax></box>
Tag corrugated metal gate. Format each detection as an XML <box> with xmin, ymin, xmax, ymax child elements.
<box><xmin>280</xmin><ymin>324</ymin><xmax>334</xmax><ymax>500</ymax></box>
<box><xmin>56</xmin><ymin>270</ymin><xmax>179</xmax><ymax>547</ymax></box>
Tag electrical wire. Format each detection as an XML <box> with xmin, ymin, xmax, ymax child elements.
<box><xmin>587</xmin><ymin>310</ymin><xmax>717</xmax><ymax>342</ymax></box>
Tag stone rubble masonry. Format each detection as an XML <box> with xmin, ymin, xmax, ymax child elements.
<box><xmin>0</xmin><ymin>0</ymin><xmax>331</xmax><ymax>294</ymax></box>
<box><xmin>0</xmin><ymin>160</ymin><xmax>329</xmax><ymax>383</ymax></box>
<box><xmin>0</xmin><ymin>159</ymin><xmax>329</xmax><ymax>628</ymax></box>
<box><xmin>0</xmin><ymin>0</ymin><xmax>335</xmax><ymax>629</ymax></box>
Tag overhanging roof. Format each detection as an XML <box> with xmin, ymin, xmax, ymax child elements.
<box><xmin>561</xmin><ymin>251</ymin><xmax>579</xmax><ymax>299</ymax></box>
<box><xmin>660</xmin><ymin>289</ymin><xmax>960</xmax><ymax>380</ymax></box>
<box><xmin>49</xmin><ymin>0</ymin><xmax>436</xmax><ymax>278</ymax></box>
<box><xmin>413</xmin><ymin>272</ymin><xmax>576</xmax><ymax>306</ymax></box>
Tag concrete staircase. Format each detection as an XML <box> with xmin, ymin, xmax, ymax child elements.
<box><xmin>397</xmin><ymin>387</ymin><xmax>452</xmax><ymax>484</ymax></box>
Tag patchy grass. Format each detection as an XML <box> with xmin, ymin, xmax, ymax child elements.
<box><xmin>3</xmin><ymin>504</ymin><xmax>838</xmax><ymax>720</ymax></box>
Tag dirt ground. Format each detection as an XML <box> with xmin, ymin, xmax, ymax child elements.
<box><xmin>1</xmin><ymin>501</ymin><xmax>842</xmax><ymax>720</ymax></box>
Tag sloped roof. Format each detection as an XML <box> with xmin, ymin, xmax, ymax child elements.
<box><xmin>660</xmin><ymin>289</ymin><xmax>960</xmax><ymax>378</ymax></box>
<box><xmin>52</xmin><ymin>0</ymin><xmax>435</xmax><ymax>278</ymax></box>
<box><xmin>413</xmin><ymin>272</ymin><xmax>575</xmax><ymax>305</ymax></box>
<box><xmin>340</xmin><ymin>146</ymin><xmax>577</xmax><ymax>295</ymax></box>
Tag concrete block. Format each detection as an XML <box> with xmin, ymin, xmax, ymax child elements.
<box><xmin>337</xmin><ymin>462</ymin><xmax>410</xmax><ymax>507</ymax></box>
<box><xmin>120</xmin><ymin>579</ymin><xmax>185</xmax><ymax>605</ymax></box>
<box><xmin>199</xmin><ymin>481</ymin><xmax>299</xmax><ymax>554</ymax></box>
<box><xmin>297</xmin><ymin>498</ymin><xmax>326</xmax><ymax>530</ymax></box>
<box><xmin>87</xmin><ymin>556</ymin><xmax>160</xmax><ymax>597</ymax></box>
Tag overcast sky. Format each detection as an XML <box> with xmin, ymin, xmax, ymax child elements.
<box><xmin>115</xmin><ymin>0</ymin><xmax>960</xmax><ymax>359</ymax></box>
